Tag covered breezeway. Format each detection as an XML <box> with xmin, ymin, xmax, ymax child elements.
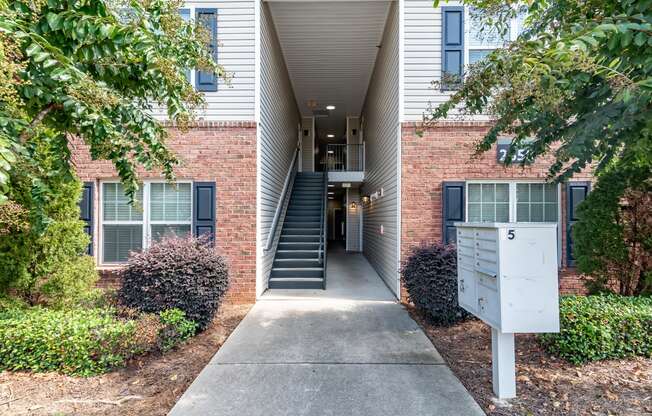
<box><xmin>259</xmin><ymin>0</ymin><xmax>402</xmax><ymax>298</ymax></box>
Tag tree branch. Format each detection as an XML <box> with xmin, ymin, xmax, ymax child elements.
<box><xmin>19</xmin><ymin>103</ymin><xmax>62</xmax><ymax>143</ymax></box>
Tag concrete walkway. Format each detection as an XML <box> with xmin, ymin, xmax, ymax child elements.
<box><xmin>169</xmin><ymin>245</ymin><xmax>484</xmax><ymax>416</ymax></box>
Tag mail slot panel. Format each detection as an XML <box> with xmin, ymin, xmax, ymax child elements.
<box><xmin>474</xmin><ymin>229</ymin><xmax>496</xmax><ymax>241</ymax></box>
<box><xmin>476</xmin><ymin>249</ymin><xmax>498</xmax><ymax>263</ymax></box>
<box><xmin>458</xmin><ymin>268</ymin><xmax>476</xmax><ymax>312</ymax></box>
<box><xmin>457</xmin><ymin>228</ymin><xmax>474</xmax><ymax>239</ymax></box>
<box><xmin>457</xmin><ymin>243</ymin><xmax>474</xmax><ymax>258</ymax></box>
<box><xmin>458</xmin><ymin>253</ymin><xmax>474</xmax><ymax>269</ymax></box>
<box><xmin>475</xmin><ymin>238</ymin><xmax>497</xmax><ymax>253</ymax></box>
<box><xmin>477</xmin><ymin>283</ymin><xmax>500</xmax><ymax>326</ymax></box>
<box><xmin>477</xmin><ymin>271</ymin><xmax>498</xmax><ymax>289</ymax></box>
<box><xmin>475</xmin><ymin>258</ymin><xmax>497</xmax><ymax>276</ymax></box>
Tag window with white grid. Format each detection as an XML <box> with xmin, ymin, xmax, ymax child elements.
<box><xmin>101</xmin><ymin>182</ymin><xmax>192</xmax><ymax>263</ymax></box>
<box><xmin>467</xmin><ymin>181</ymin><xmax>559</xmax><ymax>224</ymax></box>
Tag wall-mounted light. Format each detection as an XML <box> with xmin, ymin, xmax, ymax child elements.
<box><xmin>361</xmin><ymin>195</ymin><xmax>370</xmax><ymax>204</ymax></box>
<box><xmin>350</xmin><ymin>201</ymin><xmax>357</xmax><ymax>210</ymax></box>
<box><xmin>326</xmin><ymin>105</ymin><xmax>336</xmax><ymax>110</ymax></box>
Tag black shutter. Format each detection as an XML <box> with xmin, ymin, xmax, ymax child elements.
<box><xmin>193</xmin><ymin>182</ymin><xmax>216</xmax><ymax>244</ymax></box>
<box><xmin>566</xmin><ymin>181</ymin><xmax>590</xmax><ymax>266</ymax></box>
<box><xmin>195</xmin><ymin>9</ymin><xmax>218</xmax><ymax>92</ymax></box>
<box><xmin>442</xmin><ymin>181</ymin><xmax>465</xmax><ymax>244</ymax></box>
<box><xmin>79</xmin><ymin>182</ymin><xmax>94</xmax><ymax>255</ymax></box>
<box><xmin>441</xmin><ymin>6</ymin><xmax>464</xmax><ymax>89</ymax></box>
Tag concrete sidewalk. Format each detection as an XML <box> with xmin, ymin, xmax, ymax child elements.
<box><xmin>169</xmin><ymin>246</ymin><xmax>484</xmax><ymax>416</ymax></box>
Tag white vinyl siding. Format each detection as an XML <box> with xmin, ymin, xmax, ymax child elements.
<box><xmin>151</xmin><ymin>0</ymin><xmax>256</xmax><ymax>121</ymax></box>
<box><xmin>259</xmin><ymin>1</ymin><xmax>301</xmax><ymax>294</ymax></box>
<box><xmin>361</xmin><ymin>1</ymin><xmax>400</xmax><ymax>296</ymax></box>
<box><xmin>403</xmin><ymin>1</ymin><xmax>520</xmax><ymax>121</ymax></box>
<box><xmin>100</xmin><ymin>182</ymin><xmax>192</xmax><ymax>264</ymax></box>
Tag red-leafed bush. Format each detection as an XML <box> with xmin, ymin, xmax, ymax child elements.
<box><xmin>118</xmin><ymin>236</ymin><xmax>229</xmax><ymax>331</ymax></box>
<box><xmin>401</xmin><ymin>243</ymin><xmax>470</xmax><ymax>326</ymax></box>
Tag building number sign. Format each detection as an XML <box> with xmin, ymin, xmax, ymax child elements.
<box><xmin>497</xmin><ymin>143</ymin><xmax>528</xmax><ymax>164</ymax></box>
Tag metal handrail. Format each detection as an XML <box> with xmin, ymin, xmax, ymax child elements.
<box><xmin>321</xmin><ymin>144</ymin><xmax>364</xmax><ymax>172</ymax></box>
<box><xmin>264</xmin><ymin>147</ymin><xmax>299</xmax><ymax>252</ymax></box>
<box><xmin>320</xmin><ymin>164</ymin><xmax>328</xmax><ymax>289</ymax></box>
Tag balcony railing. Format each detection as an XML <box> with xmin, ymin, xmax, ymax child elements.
<box><xmin>320</xmin><ymin>144</ymin><xmax>365</xmax><ymax>172</ymax></box>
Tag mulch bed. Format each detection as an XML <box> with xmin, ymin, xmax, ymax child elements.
<box><xmin>407</xmin><ymin>306</ymin><xmax>652</xmax><ymax>416</ymax></box>
<box><xmin>0</xmin><ymin>304</ymin><xmax>251</xmax><ymax>416</ymax></box>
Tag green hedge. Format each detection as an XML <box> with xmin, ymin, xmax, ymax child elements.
<box><xmin>540</xmin><ymin>295</ymin><xmax>652</xmax><ymax>364</ymax></box>
<box><xmin>0</xmin><ymin>306</ymin><xmax>198</xmax><ymax>376</ymax></box>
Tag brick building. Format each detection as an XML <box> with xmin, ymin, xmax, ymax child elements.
<box><xmin>73</xmin><ymin>0</ymin><xmax>592</xmax><ymax>304</ymax></box>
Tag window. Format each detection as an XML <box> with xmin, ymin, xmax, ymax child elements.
<box><xmin>516</xmin><ymin>183</ymin><xmax>558</xmax><ymax>222</ymax></box>
<box><xmin>467</xmin><ymin>183</ymin><xmax>510</xmax><ymax>222</ymax></box>
<box><xmin>101</xmin><ymin>182</ymin><xmax>192</xmax><ymax>263</ymax></box>
<box><xmin>441</xmin><ymin>6</ymin><xmax>525</xmax><ymax>86</ymax></box>
<box><xmin>466</xmin><ymin>181</ymin><xmax>559</xmax><ymax>223</ymax></box>
<box><xmin>467</xmin><ymin>8</ymin><xmax>510</xmax><ymax>66</ymax></box>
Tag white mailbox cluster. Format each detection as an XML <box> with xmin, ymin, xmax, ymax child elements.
<box><xmin>455</xmin><ymin>222</ymin><xmax>560</xmax><ymax>399</ymax></box>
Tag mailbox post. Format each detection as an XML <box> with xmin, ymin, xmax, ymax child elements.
<box><xmin>454</xmin><ymin>222</ymin><xmax>560</xmax><ymax>399</ymax></box>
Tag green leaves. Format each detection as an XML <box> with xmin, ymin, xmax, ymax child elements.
<box><xmin>539</xmin><ymin>295</ymin><xmax>652</xmax><ymax>364</ymax></box>
<box><xmin>425</xmin><ymin>0</ymin><xmax>652</xmax><ymax>187</ymax></box>
<box><xmin>0</xmin><ymin>0</ymin><xmax>227</xmax><ymax>212</ymax></box>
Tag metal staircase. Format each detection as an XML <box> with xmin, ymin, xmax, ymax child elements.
<box><xmin>268</xmin><ymin>172</ymin><xmax>327</xmax><ymax>289</ymax></box>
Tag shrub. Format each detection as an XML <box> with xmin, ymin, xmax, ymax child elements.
<box><xmin>539</xmin><ymin>295</ymin><xmax>652</xmax><ymax>364</ymax></box>
<box><xmin>573</xmin><ymin>167</ymin><xmax>651</xmax><ymax>296</ymax></box>
<box><xmin>119</xmin><ymin>236</ymin><xmax>229</xmax><ymax>331</ymax></box>
<box><xmin>401</xmin><ymin>243</ymin><xmax>470</xmax><ymax>326</ymax></box>
<box><xmin>0</xmin><ymin>307</ymin><xmax>139</xmax><ymax>376</ymax></box>
<box><xmin>0</xmin><ymin>306</ymin><xmax>200</xmax><ymax>376</ymax></box>
<box><xmin>158</xmin><ymin>308</ymin><xmax>198</xmax><ymax>352</ymax></box>
<box><xmin>0</xmin><ymin>137</ymin><xmax>97</xmax><ymax>306</ymax></box>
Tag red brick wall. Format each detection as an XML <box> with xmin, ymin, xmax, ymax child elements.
<box><xmin>70</xmin><ymin>121</ymin><xmax>257</xmax><ymax>304</ymax></box>
<box><xmin>400</xmin><ymin>121</ymin><xmax>592</xmax><ymax>295</ymax></box>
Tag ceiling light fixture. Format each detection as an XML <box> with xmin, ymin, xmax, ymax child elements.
<box><xmin>327</xmin><ymin>134</ymin><xmax>335</xmax><ymax>138</ymax></box>
<box><xmin>326</xmin><ymin>105</ymin><xmax>336</xmax><ymax>110</ymax></box>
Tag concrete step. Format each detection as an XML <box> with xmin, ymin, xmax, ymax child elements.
<box><xmin>268</xmin><ymin>277</ymin><xmax>324</xmax><ymax>289</ymax></box>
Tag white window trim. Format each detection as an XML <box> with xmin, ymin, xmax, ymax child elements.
<box><xmin>99</xmin><ymin>180</ymin><xmax>193</xmax><ymax>266</ymax></box>
<box><xmin>464</xmin><ymin>8</ymin><xmax>520</xmax><ymax>70</ymax></box>
<box><xmin>465</xmin><ymin>180</ymin><xmax>562</xmax><ymax>266</ymax></box>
